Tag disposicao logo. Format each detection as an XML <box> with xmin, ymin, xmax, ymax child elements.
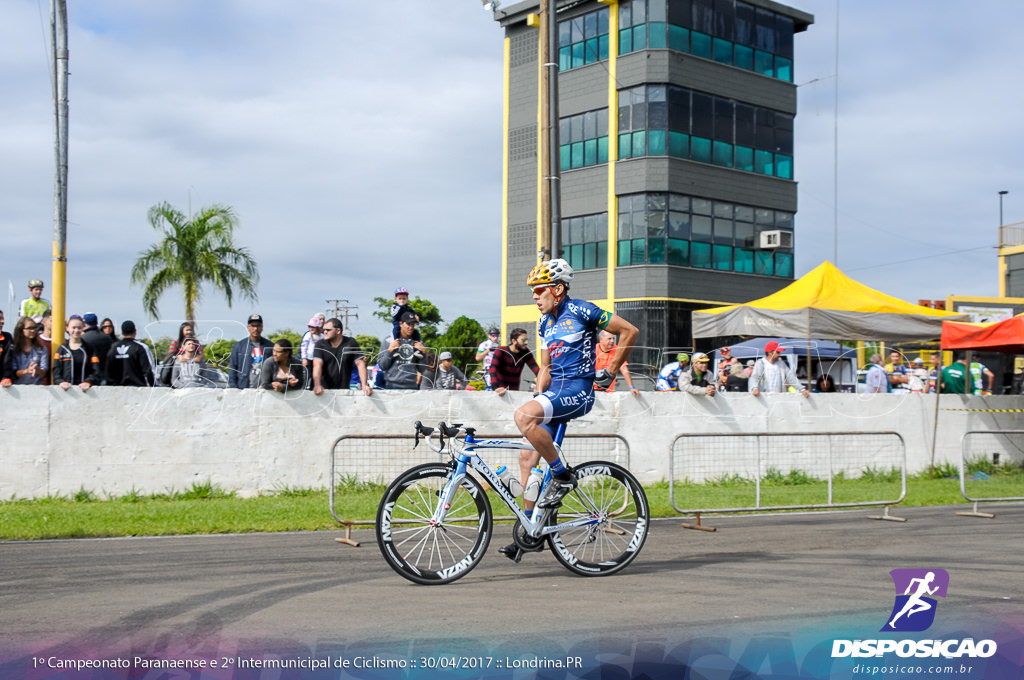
<box><xmin>831</xmin><ymin>568</ymin><xmax>998</xmax><ymax>659</ymax></box>
<box><xmin>882</xmin><ymin>568</ymin><xmax>949</xmax><ymax>632</ymax></box>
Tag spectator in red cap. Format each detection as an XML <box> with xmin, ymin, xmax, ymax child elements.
<box><xmin>748</xmin><ymin>340</ymin><xmax>809</xmax><ymax>397</ymax></box>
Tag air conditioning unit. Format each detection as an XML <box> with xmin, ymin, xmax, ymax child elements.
<box><xmin>759</xmin><ymin>230</ymin><xmax>793</xmax><ymax>249</ymax></box>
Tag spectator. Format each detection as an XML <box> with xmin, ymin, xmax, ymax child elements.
<box><xmin>100</xmin><ymin>317</ymin><xmax>119</xmax><ymax>342</ymax></box>
<box><xmin>968</xmin><ymin>359</ymin><xmax>995</xmax><ymax>395</ymax></box>
<box><xmin>864</xmin><ymin>353</ymin><xmax>890</xmax><ymax>394</ymax></box>
<box><xmin>38</xmin><ymin>309</ymin><xmax>53</xmax><ymax>385</ymax></box>
<box><xmin>0</xmin><ymin>310</ymin><xmax>13</xmax><ymax>384</ymax></box>
<box><xmin>715</xmin><ymin>346</ymin><xmax>735</xmax><ymax>390</ymax></box>
<box><xmin>379</xmin><ymin>311</ymin><xmax>426</xmax><ymax>389</ymax></box>
<box><xmin>105</xmin><ymin>320</ymin><xmax>155</xmax><ymax>387</ymax></box>
<box><xmin>228</xmin><ymin>314</ymin><xmax>274</xmax><ymax>389</ymax></box>
<box><xmin>748</xmin><ymin>341</ymin><xmax>809</xmax><ymax>397</ymax></box>
<box><xmin>907</xmin><ymin>357</ymin><xmax>928</xmax><ymax>393</ymax></box>
<box><xmin>724</xmin><ymin>362</ymin><xmax>749</xmax><ymax>392</ymax></box>
<box><xmin>678</xmin><ymin>352</ymin><xmax>717</xmax><ymax>396</ymax></box>
<box><xmin>885</xmin><ymin>350</ymin><xmax>909</xmax><ymax>392</ymax></box>
<box><xmin>4</xmin><ymin>316</ymin><xmax>49</xmax><ymax>386</ymax></box>
<box><xmin>299</xmin><ymin>316</ymin><xmax>324</xmax><ymax>387</ymax></box>
<box><xmin>927</xmin><ymin>353</ymin><xmax>942</xmax><ymax>393</ymax></box>
<box><xmin>261</xmin><ymin>338</ymin><xmax>307</xmax><ymax>393</ymax></box>
<box><xmin>162</xmin><ymin>337</ymin><xmax>214</xmax><ymax>389</ymax></box>
<box><xmin>389</xmin><ymin>287</ymin><xmax>424</xmax><ymax>346</ymax></box>
<box><xmin>655</xmin><ymin>353</ymin><xmax>690</xmax><ymax>391</ymax></box>
<box><xmin>489</xmin><ymin>328</ymin><xmax>541</xmax><ymax>396</ymax></box>
<box><xmin>940</xmin><ymin>352</ymin><xmax>969</xmax><ymax>394</ymax></box>
<box><xmin>81</xmin><ymin>313</ymin><xmax>114</xmax><ymax>384</ymax></box>
<box><xmin>166</xmin><ymin>322</ymin><xmax>205</xmax><ymax>361</ymax></box>
<box><xmin>422</xmin><ymin>351</ymin><xmax>468</xmax><ymax>390</ymax></box>
<box><xmin>593</xmin><ymin>330</ymin><xmax>639</xmax><ymax>396</ymax></box>
<box><xmin>19</xmin><ymin>279</ymin><xmax>51</xmax><ymax>322</ymax></box>
<box><xmin>744</xmin><ymin>359</ymin><xmax>755</xmax><ymax>377</ymax></box>
<box><xmin>53</xmin><ymin>315</ymin><xmax>99</xmax><ymax>391</ymax></box>
<box><xmin>475</xmin><ymin>326</ymin><xmax>501</xmax><ymax>389</ymax></box>
<box><xmin>813</xmin><ymin>374</ymin><xmax>837</xmax><ymax>393</ymax></box>
<box><xmin>312</xmin><ymin>318</ymin><xmax>371</xmax><ymax>395</ymax></box>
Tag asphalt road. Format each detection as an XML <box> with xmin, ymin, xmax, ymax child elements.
<box><xmin>2</xmin><ymin>505</ymin><xmax>1022</xmax><ymax>678</ymax></box>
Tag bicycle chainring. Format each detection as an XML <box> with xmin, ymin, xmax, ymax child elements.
<box><xmin>511</xmin><ymin>519</ymin><xmax>546</xmax><ymax>552</ymax></box>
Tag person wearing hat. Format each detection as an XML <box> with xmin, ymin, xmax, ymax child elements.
<box><xmin>104</xmin><ymin>320</ymin><xmax>155</xmax><ymax>387</ymax></box>
<box><xmin>80</xmin><ymin>313</ymin><xmax>114</xmax><ymax>384</ymax></box>
<box><xmin>19</xmin><ymin>279</ymin><xmax>51</xmax><ymax>322</ymax></box>
<box><xmin>906</xmin><ymin>356</ymin><xmax>928</xmax><ymax>393</ymax></box>
<box><xmin>389</xmin><ymin>287</ymin><xmax>423</xmax><ymax>344</ymax></box>
<box><xmin>421</xmin><ymin>350</ymin><xmax>467</xmax><ymax>390</ymax></box>
<box><xmin>378</xmin><ymin>311</ymin><xmax>426</xmax><ymax>389</ymax></box>
<box><xmin>678</xmin><ymin>352</ymin><xmax>717</xmax><ymax>396</ymax></box>
<box><xmin>475</xmin><ymin>326</ymin><xmax>502</xmax><ymax>390</ymax></box>
<box><xmin>489</xmin><ymin>328</ymin><xmax>540</xmax><ymax>396</ymax></box>
<box><xmin>299</xmin><ymin>315</ymin><xmax>325</xmax><ymax>387</ymax></box>
<box><xmin>228</xmin><ymin>314</ymin><xmax>274</xmax><ymax>388</ymax></box>
<box><xmin>748</xmin><ymin>340</ymin><xmax>809</xmax><ymax>397</ymax></box>
<box><xmin>655</xmin><ymin>352</ymin><xmax>690</xmax><ymax>391</ymax></box>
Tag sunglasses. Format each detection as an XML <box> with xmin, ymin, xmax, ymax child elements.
<box><xmin>101</xmin><ymin>325</ymin><xmax>113</xmax><ymax>330</ymax></box>
<box><xmin>532</xmin><ymin>286</ymin><xmax>553</xmax><ymax>296</ymax></box>
<box><xmin>24</xmin><ymin>325</ymin><xmax>38</xmax><ymax>331</ymax></box>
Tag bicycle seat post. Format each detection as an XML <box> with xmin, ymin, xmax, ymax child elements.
<box><xmin>553</xmin><ymin>422</ymin><xmax>566</xmax><ymax>447</ymax></box>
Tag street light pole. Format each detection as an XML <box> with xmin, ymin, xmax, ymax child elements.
<box><xmin>50</xmin><ymin>0</ymin><xmax>69</xmax><ymax>347</ymax></box>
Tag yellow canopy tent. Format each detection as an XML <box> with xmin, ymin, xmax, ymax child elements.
<box><xmin>692</xmin><ymin>261</ymin><xmax>967</xmax><ymax>341</ymax></box>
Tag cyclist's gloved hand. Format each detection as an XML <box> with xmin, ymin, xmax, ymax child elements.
<box><xmin>594</xmin><ymin>369</ymin><xmax>614</xmax><ymax>389</ymax></box>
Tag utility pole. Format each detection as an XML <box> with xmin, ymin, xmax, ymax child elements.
<box><xmin>50</xmin><ymin>0</ymin><xmax>69</xmax><ymax>345</ymax></box>
<box><xmin>537</xmin><ymin>0</ymin><xmax>561</xmax><ymax>261</ymax></box>
<box><xmin>325</xmin><ymin>299</ymin><xmax>359</xmax><ymax>331</ymax></box>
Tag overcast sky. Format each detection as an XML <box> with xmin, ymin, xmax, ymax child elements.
<box><xmin>2</xmin><ymin>0</ymin><xmax>1022</xmax><ymax>343</ymax></box>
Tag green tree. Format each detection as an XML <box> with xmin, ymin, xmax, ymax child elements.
<box><xmin>372</xmin><ymin>295</ymin><xmax>443</xmax><ymax>346</ymax></box>
<box><xmin>204</xmin><ymin>338</ymin><xmax>234</xmax><ymax>370</ymax></box>
<box><xmin>355</xmin><ymin>334</ymin><xmax>382</xmax><ymax>364</ymax></box>
<box><xmin>436</xmin><ymin>315</ymin><xmax>485</xmax><ymax>372</ymax></box>
<box><xmin>131</xmin><ymin>202</ymin><xmax>259</xmax><ymax>322</ymax></box>
<box><xmin>268</xmin><ymin>328</ymin><xmax>302</xmax><ymax>348</ymax></box>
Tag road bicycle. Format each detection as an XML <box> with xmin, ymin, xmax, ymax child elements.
<box><xmin>375</xmin><ymin>421</ymin><xmax>650</xmax><ymax>585</ymax></box>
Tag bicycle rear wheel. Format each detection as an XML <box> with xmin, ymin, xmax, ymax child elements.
<box><xmin>548</xmin><ymin>461</ymin><xmax>649</xmax><ymax>577</ymax></box>
<box><xmin>376</xmin><ymin>463</ymin><xmax>492</xmax><ymax>585</ymax></box>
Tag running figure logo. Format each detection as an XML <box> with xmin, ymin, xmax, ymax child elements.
<box><xmin>881</xmin><ymin>568</ymin><xmax>949</xmax><ymax>632</ymax></box>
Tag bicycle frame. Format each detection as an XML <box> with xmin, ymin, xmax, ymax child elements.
<box><xmin>429</xmin><ymin>426</ymin><xmax>602</xmax><ymax>539</ymax></box>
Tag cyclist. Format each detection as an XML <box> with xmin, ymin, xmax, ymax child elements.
<box><xmin>500</xmin><ymin>258</ymin><xmax>638</xmax><ymax>558</ymax></box>
<box><xmin>655</xmin><ymin>353</ymin><xmax>690</xmax><ymax>391</ymax></box>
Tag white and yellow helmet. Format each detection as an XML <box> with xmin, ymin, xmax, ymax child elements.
<box><xmin>526</xmin><ymin>258</ymin><xmax>574</xmax><ymax>288</ymax></box>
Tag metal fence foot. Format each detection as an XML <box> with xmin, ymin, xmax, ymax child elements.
<box><xmin>334</xmin><ymin>521</ymin><xmax>361</xmax><ymax>547</ymax></box>
<box><xmin>682</xmin><ymin>512</ymin><xmax>717</xmax><ymax>532</ymax></box>
<box><xmin>870</xmin><ymin>505</ymin><xmax>906</xmax><ymax>522</ymax></box>
<box><xmin>955</xmin><ymin>501</ymin><xmax>995</xmax><ymax>519</ymax></box>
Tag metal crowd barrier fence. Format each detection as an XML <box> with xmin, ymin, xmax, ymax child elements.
<box><xmin>329</xmin><ymin>432</ymin><xmax>631</xmax><ymax>546</ymax></box>
<box><xmin>669</xmin><ymin>431</ymin><xmax>907</xmax><ymax>531</ymax></box>
<box><xmin>956</xmin><ymin>429</ymin><xmax>1024</xmax><ymax>519</ymax></box>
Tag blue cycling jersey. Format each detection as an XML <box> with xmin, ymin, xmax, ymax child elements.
<box><xmin>539</xmin><ymin>297</ymin><xmax>611</xmax><ymax>382</ymax></box>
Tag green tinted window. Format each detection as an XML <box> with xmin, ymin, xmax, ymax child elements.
<box><xmin>558</xmin><ymin>8</ymin><xmax>610</xmax><ymax>71</ymax></box>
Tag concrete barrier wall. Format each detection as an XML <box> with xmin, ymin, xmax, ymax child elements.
<box><xmin>1</xmin><ymin>386</ymin><xmax>1020</xmax><ymax>499</ymax></box>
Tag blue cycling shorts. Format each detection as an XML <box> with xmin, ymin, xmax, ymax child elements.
<box><xmin>532</xmin><ymin>379</ymin><xmax>594</xmax><ymax>437</ymax></box>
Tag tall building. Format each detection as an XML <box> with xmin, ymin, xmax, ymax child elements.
<box><xmin>495</xmin><ymin>0</ymin><xmax>813</xmax><ymax>368</ymax></box>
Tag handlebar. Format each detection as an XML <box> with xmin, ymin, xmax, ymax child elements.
<box><xmin>412</xmin><ymin>421</ymin><xmax>474</xmax><ymax>453</ymax></box>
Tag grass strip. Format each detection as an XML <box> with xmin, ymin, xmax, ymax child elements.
<box><xmin>2</xmin><ymin>470</ymin><xmax>1020</xmax><ymax>541</ymax></box>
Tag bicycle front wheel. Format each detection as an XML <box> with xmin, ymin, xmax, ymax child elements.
<box><xmin>376</xmin><ymin>463</ymin><xmax>492</xmax><ymax>585</ymax></box>
<box><xmin>548</xmin><ymin>461</ymin><xmax>649</xmax><ymax>577</ymax></box>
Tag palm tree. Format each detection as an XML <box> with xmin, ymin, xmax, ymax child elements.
<box><xmin>131</xmin><ymin>202</ymin><xmax>259</xmax><ymax>321</ymax></box>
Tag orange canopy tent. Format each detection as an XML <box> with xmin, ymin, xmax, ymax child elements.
<box><xmin>940</xmin><ymin>314</ymin><xmax>1024</xmax><ymax>354</ymax></box>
